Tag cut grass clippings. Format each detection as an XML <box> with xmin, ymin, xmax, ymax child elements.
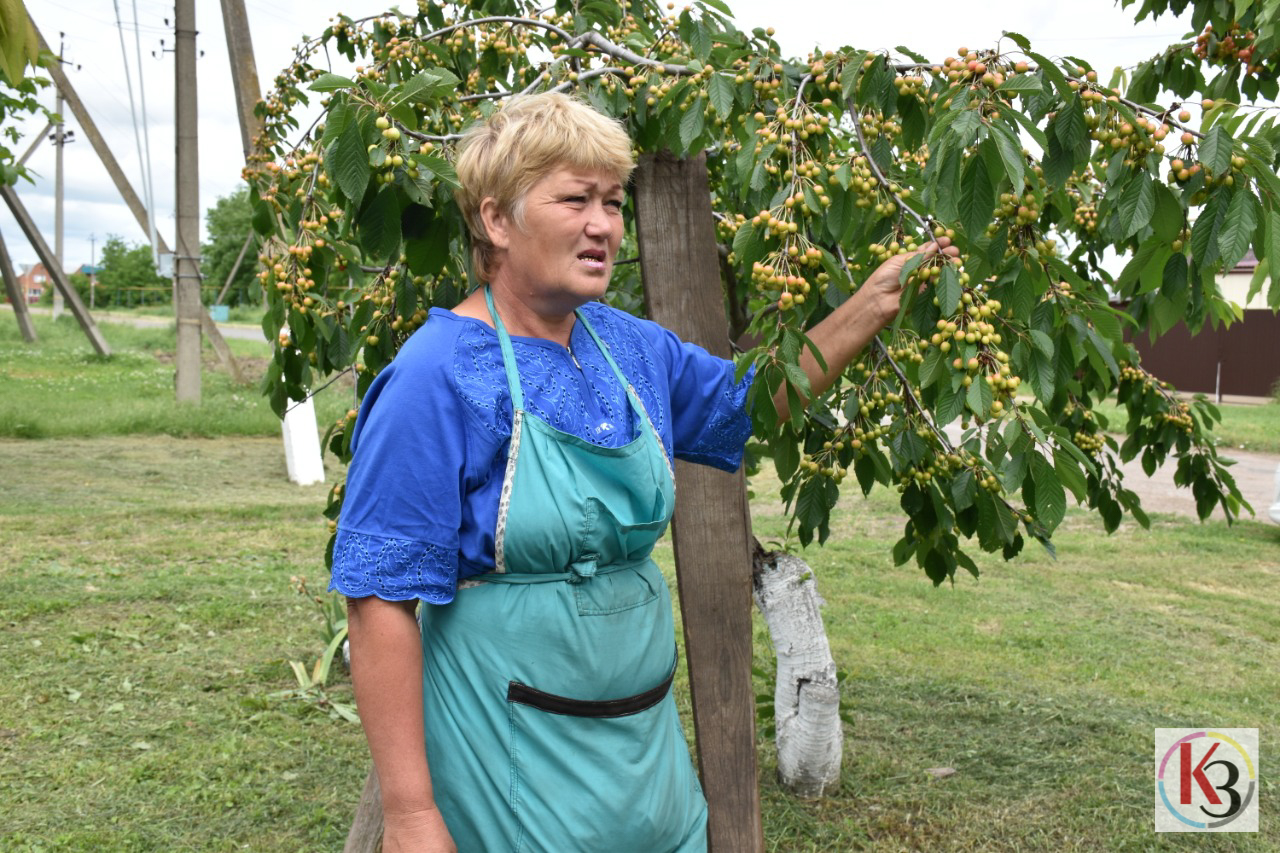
<box><xmin>1</xmin><ymin>436</ymin><xmax>1277</xmax><ymax>850</ymax></box>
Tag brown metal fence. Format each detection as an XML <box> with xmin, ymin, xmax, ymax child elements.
<box><xmin>1129</xmin><ymin>309</ymin><xmax>1280</xmax><ymax>398</ymax></box>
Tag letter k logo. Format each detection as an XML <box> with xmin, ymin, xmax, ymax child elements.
<box><xmin>1181</xmin><ymin>742</ymin><xmax>1224</xmax><ymax>805</ymax></box>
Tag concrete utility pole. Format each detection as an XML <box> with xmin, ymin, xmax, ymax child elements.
<box><xmin>52</xmin><ymin>34</ymin><xmax>74</xmax><ymax>321</ymax></box>
<box><xmin>173</xmin><ymin>0</ymin><xmax>202</xmax><ymax>403</ymax></box>
<box><xmin>219</xmin><ymin>0</ymin><xmax>263</xmax><ymax>160</ymax></box>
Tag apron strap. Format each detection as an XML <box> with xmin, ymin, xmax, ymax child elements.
<box><xmin>484</xmin><ymin>284</ymin><xmax>526</xmax><ymax>411</ymax></box>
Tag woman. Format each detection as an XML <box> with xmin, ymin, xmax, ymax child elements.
<box><xmin>331</xmin><ymin>92</ymin><xmax>955</xmax><ymax>852</ymax></box>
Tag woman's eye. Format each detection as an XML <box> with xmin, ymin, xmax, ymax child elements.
<box><xmin>605</xmin><ymin>199</ymin><xmax>624</xmax><ymax>210</ymax></box>
<box><xmin>563</xmin><ymin>195</ymin><xmax>586</xmax><ymax>203</ymax></box>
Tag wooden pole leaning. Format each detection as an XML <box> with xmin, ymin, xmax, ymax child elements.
<box><xmin>0</xmin><ymin>230</ymin><xmax>38</xmax><ymax>342</ymax></box>
<box><xmin>0</xmin><ymin>184</ymin><xmax>109</xmax><ymax>356</ymax></box>
<box><xmin>634</xmin><ymin>151</ymin><xmax>765</xmax><ymax>853</ymax></box>
<box><xmin>29</xmin><ymin>15</ymin><xmax>243</xmax><ymax>379</ymax></box>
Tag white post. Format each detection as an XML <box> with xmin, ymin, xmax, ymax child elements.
<box><xmin>282</xmin><ymin>396</ymin><xmax>326</xmax><ymax>486</ymax></box>
<box><xmin>1269</xmin><ymin>463</ymin><xmax>1280</xmax><ymax>525</ymax></box>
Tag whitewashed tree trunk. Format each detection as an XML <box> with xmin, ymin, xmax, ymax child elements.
<box><xmin>751</xmin><ymin>547</ymin><xmax>842</xmax><ymax>798</ymax></box>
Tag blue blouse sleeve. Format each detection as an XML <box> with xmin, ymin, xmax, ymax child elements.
<box><xmin>636</xmin><ymin>315</ymin><xmax>756</xmax><ymax>472</ymax></box>
<box><xmin>328</xmin><ymin>330</ymin><xmax>468</xmax><ymax>603</ymax></box>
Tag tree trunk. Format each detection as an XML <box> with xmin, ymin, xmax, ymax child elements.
<box><xmin>751</xmin><ymin>545</ymin><xmax>843</xmax><ymax>798</ymax></box>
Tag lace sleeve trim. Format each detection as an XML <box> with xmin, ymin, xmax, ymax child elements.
<box><xmin>328</xmin><ymin>529</ymin><xmax>456</xmax><ymax>604</ymax></box>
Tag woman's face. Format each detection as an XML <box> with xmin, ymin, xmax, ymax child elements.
<box><xmin>484</xmin><ymin>165</ymin><xmax>625</xmax><ymax>315</ymax></box>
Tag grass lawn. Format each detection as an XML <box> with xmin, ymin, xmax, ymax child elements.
<box><xmin>1092</xmin><ymin>396</ymin><xmax>1280</xmax><ymax>456</ymax></box>
<box><xmin>1</xmin><ymin>434</ymin><xmax>1276</xmax><ymax>851</ymax></box>
<box><xmin>0</xmin><ymin>313</ymin><xmax>351</xmax><ymax>439</ymax></box>
<box><xmin>2</xmin><ymin>312</ymin><xmax>1277</xmax><ymax>850</ymax></box>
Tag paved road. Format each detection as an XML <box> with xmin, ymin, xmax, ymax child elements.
<box><xmin>1118</xmin><ymin>446</ymin><xmax>1280</xmax><ymax>523</ymax></box>
<box><xmin>2</xmin><ymin>304</ymin><xmax>268</xmax><ymax>342</ymax></box>
<box><xmin>94</xmin><ymin>310</ymin><xmax>268</xmax><ymax>342</ymax></box>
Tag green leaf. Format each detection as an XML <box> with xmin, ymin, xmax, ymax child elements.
<box><xmin>937</xmin><ymin>263</ymin><xmax>962</xmax><ymax>314</ymax></box>
<box><xmin>1002</xmin><ymin>31</ymin><xmax>1031</xmax><ymax>50</ymax></box>
<box><xmin>708</xmin><ymin>73</ymin><xmax>734</xmax><ymax>119</ymax></box>
<box><xmin>355</xmin><ymin>187</ymin><xmax>401</xmax><ymax>261</ymax></box>
<box><xmin>391</xmin><ymin>67</ymin><xmax>462</xmax><ymax>106</ymax></box>
<box><xmin>1189</xmin><ymin>188</ymin><xmax>1228</xmax><ymax>272</ymax></box>
<box><xmin>1218</xmin><ymin>188</ymin><xmax>1260</xmax><ymax>272</ymax></box>
<box><xmin>951</xmin><ymin>469</ymin><xmax>976</xmax><ymax>511</ymax></box>
<box><xmin>309</xmin><ymin>72</ymin><xmax>355</xmax><ymax>92</ymax></box>
<box><xmin>1030</xmin><ymin>452</ymin><xmax>1066</xmax><ymax>531</ymax></box>
<box><xmin>988</xmin><ymin>122</ymin><xmax>1026</xmax><ymax>194</ymax></box>
<box><xmin>1118</xmin><ymin>176</ymin><xmax>1157</xmax><ymax>239</ymax></box>
<box><xmin>1027</xmin><ymin>347</ymin><xmax>1054</xmax><ymax>401</ymax></box>
<box><xmin>996</xmin><ymin>75</ymin><xmax>1043</xmax><ymax>93</ymax></box>
<box><xmin>732</xmin><ymin>221</ymin><xmax>765</xmax><ymax>268</ymax></box>
<box><xmin>1052</xmin><ymin>94</ymin><xmax>1087</xmax><ymax>152</ymax></box>
<box><xmin>1268</xmin><ymin>210</ymin><xmax>1280</xmax><ymax>310</ymax></box>
<box><xmin>1030</xmin><ymin>329</ymin><xmax>1054</xmax><ymax>359</ymax></box>
<box><xmin>1026</xmin><ymin>51</ymin><xmax>1073</xmax><ymax>98</ymax></box>
<box><xmin>1198</xmin><ymin>125</ymin><xmax>1232</xmax><ymax>177</ymax></box>
<box><xmin>1053</xmin><ymin>446</ymin><xmax>1089</xmax><ymax>502</ymax></box>
<box><xmin>679</xmin><ymin>104</ymin><xmax>706</xmax><ymax>151</ymax></box>
<box><xmin>327</xmin><ymin>120</ymin><xmax>371</xmax><ymax>205</ymax></box>
<box><xmin>959</xmin><ymin>153</ymin><xmax>995</xmax><ymax>241</ymax></box>
<box><xmin>1149</xmin><ymin>183</ymin><xmax>1184</xmax><ymax>242</ymax></box>
<box><xmin>966</xmin><ymin>375</ymin><xmax>994</xmax><ymax>416</ymax></box>
<box><xmin>919</xmin><ymin>344</ymin><xmax>947</xmax><ymax>389</ymax></box>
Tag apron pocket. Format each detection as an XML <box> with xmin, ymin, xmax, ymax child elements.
<box><xmin>507</xmin><ymin>666</ymin><xmax>673</xmax><ymax>717</ymax></box>
<box><xmin>505</xmin><ymin>664</ymin><xmax>704</xmax><ymax>853</ymax></box>
<box><xmin>573</xmin><ymin>564</ymin><xmax>661</xmax><ymax>616</ymax></box>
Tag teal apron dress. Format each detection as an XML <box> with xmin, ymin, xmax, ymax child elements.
<box><xmin>418</xmin><ymin>287</ymin><xmax>708</xmax><ymax>852</ymax></box>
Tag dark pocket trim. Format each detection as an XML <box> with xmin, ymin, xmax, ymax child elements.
<box><xmin>507</xmin><ymin>668</ymin><xmax>674</xmax><ymax>718</ymax></box>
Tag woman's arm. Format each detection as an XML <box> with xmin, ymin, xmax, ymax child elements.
<box><xmin>346</xmin><ymin>595</ymin><xmax>456</xmax><ymax>852</ymax></box>
<box><xmin>772</xmin><ymin>237</ymin><xmax>959</xmax><ymax>422</ymax></box>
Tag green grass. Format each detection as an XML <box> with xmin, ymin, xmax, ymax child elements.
<box><xmin>1</xmin><ymin>433</ymin><xmax>1277</xmax><ymax>850</ymax></box>
<box><xmin>2</xmin><ymin>321</ymin><xmax>1277</xmax><ymax>850</ymax></box>
<box><xmin>1093</xmin><ymin>397</ymin><xmax>1280</xmax><ymax>455</ymax></box>
<box><xmin>0</xmin><ymin>314</ymin><xmax>351</xmax><ymax>439</ymax></box>
<box><xmin>748</xmin><ymin>474</ymin><xmax>1280</xmax><ymax>851</ymax></box>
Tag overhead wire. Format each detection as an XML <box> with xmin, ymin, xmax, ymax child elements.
<box><xmin>112</xmin><ymin>0</ymin><xmax>158</xmax><ymax>264</ymax></box>
<box><xmin>131</xmin><ymin>0</ymin><xmax>160</xmax><ymax>263</ymax></box>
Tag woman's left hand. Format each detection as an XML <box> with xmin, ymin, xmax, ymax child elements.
<box><xmin>858</xmin><ymin>235</ymin><xmax>962</xmax><ymax>328</ymax></box>
<box><xmin>771</xmin><ymin>234</ymin><xmax>962</xmax><ymax>422</ymax></box>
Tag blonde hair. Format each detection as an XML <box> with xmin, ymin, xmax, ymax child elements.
<box><xmin>453</xmin><ymin>92</ymin><xmax>635</xmax><ymax>282</ymax></box>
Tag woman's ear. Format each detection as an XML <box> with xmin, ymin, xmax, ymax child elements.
<box><xmin>479</xmin><ymin>197</ymin><xmax>511</xmax><ymax>250</ymax></box>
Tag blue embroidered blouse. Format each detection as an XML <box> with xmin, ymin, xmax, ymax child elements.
<box><xmin>329</xmin><ymin>302</ymin><xmax>755</xmax><ymax>605</ymax></box>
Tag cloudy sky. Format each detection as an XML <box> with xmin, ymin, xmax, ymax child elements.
<box><xmin>6</xmin><ymin>0</ymin><xmax>1192</xmax><ymax>271</ymax></box>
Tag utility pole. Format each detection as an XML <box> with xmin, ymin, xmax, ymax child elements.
<box><xmin>173</xmin><ymin>0</ymin><xmax>202</xmax><ymax>403</ymax></box>
<box><xmin>52</xmin><ymin>34</ymin><xmax>77</xmax><ymax>321</ymax></box>
<box><xmin>89</xmin><ymin>233</ymin><xmax>96</xmax><ymax>309</ymax></box>
<box><xmin>219</xmin><ymin>0</ymin><xmax>263</xmax><ymax>160</ymax></box>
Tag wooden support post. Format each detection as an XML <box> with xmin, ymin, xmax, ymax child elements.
<box><xmin>343</xmin><ymin>766</ymin><xmax>384</xmax><ymax>853</ymax></box>
<box><xmin>0</xmin><ymin>184</ymin><xmax>109</xmax><ymax>355</ymax></box>
<box><xmin>634</xmin><ymin>151</ymin><xmax>764</xmax><ymax>852</ymax></box>
<box><xmin>0</xmin><ymin>230</ymin><xmax>38</xmax><ymax>342</ymax></box>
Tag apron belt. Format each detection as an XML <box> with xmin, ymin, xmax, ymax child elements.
<box><xmin>470</xmin><ymin>554</ymin><xmax>652</xmax><ymax>585</ymax></box>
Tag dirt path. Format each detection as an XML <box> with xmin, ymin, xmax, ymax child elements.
<box><xmin>1117</xmin><ymin>446</ymin><xmax>1279</xmax><ymax>522</ymax></box>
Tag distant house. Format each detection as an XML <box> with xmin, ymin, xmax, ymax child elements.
<box><xmin>1129</xmin><ymin>251</ymin><xmax>1280</xmax><ymax>398</ymax></box>
<box><xmin>12</xmin><ymin>262</ymin><xmax>50</xmax><ymax>304</ymax></box>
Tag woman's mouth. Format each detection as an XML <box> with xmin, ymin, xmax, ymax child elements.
<box><xmin>577</xmin><ymin>249</ymin><xmax>607</xmax><ymax>271</ymax></box>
